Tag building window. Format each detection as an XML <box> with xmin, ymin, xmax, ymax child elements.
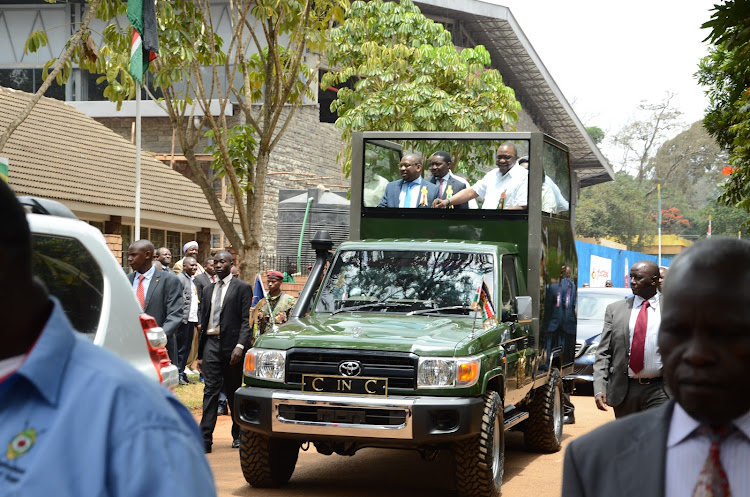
<box><xmin>167</xmin><ymin>231</ymin><xmax>181</xmax><ymax>257</ymax></box>
<box><xmin>0</xmin><ymin>68</ymin><xmax>66</xmax><ymax>100</ymax></box>
<box><xmin>318</xmin><ymin>69</ymin><xmax>352</xmax><ymax>124</ymax></box>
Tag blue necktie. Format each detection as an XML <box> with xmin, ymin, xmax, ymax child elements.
<box><xmin>403</xmin><ymin>181</ymin><xmax>415</xmax><ymax>207</ymax></box>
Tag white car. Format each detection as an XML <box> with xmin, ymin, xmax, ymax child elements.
<box><xmin>23</xmin><ymin>197</ymin><xmax>179</xmax><ymax>390</ymax></box>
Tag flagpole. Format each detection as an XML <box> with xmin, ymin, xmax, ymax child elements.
<box><xmin>657</xmin><ymin>183</ymin><xmax>662</xmax><ymax>267</ymax></box>
<box><xmin>135</xmin><ymin>86</ymin><xmax>142</xmax><ymax>239</ymax></box>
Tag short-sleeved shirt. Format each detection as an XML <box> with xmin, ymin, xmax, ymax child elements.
<box><xmin>0</xmin><ymin>299</ymin><xmax>216</xmax><ymax>496</ymax></box>
<box><xmin>472</xmin><ymin>164</ymin><xmax>528</xmax><ymax>209</ymax></box>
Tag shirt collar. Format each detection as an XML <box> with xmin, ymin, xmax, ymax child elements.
<box><xmin>137</xmin><ymin>265</ymin><xmax>156</xmax><ymax>280</ymax></box>
<box><xmin>219</xmin><ymin>273</ymin><xmax>234</xmax><ymax>285</ymax></box>
<box><xmin>668</xmin><ymin>402</ymin><xmax>750</xmax><ymax>447</ymax></box>
<box><xmin>633</xmin><ymin>292</ymin><xmax>660</xmax><ymax>307</ymax></box>
<box><xmin>9</xmin><ymin>297</ymin><xmax>75</xmax><ymax>406</ymax></box>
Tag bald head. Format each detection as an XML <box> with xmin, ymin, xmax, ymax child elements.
<box><xmin>629</xmin><ymin>260</ymin><xmax>659</xmax><ymax>299</ymax></box>
<box><xmin>127</xmin><ymin>240</ymin><xmax>155</xmax><ymax>274</ymax></box>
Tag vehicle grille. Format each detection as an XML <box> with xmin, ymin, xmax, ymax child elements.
<box><xmin>286</xmin><ymin>348</ymin><xmax>418</xmax><ymax>389</ymax></box>
<box><xmin>575</xmin><ymin>341</ymin><xmax>584</xmax><ymax>357</ymax></box>
<box><xmin>572</xmin><ymin>364</ymin><xmax>591</xmax><ymax>375</ymax></box>
<box><xmin>277</xmin><ymin>404</ymin><xmax>407</xmax><ymax>426</ymax></box>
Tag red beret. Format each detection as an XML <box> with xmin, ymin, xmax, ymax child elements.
<box><xmin>267</xmin><ymin>270</ymin><xmax>284</xmax><ymax>280</ymax></box>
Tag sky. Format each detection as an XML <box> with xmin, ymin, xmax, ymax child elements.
<box><xmin>486</xmin><ymin>0</ymin><xmax>718</xmax><ymax>145</ymax></box>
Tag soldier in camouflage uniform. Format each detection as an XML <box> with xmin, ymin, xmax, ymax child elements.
<box><xmin>250</xmin><ymin>270</ymin><xmax>296</xmax><ymax>338</ymax></box>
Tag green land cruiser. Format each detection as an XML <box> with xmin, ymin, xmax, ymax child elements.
<box><xmin>235</xmin><ymin>132</ymin><xmax>579</xmax><ymax>496</ymax></box>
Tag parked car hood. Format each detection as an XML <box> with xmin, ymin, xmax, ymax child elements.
<box><xmin>577</xmin><ymin>320</ymin><xmax>605</xmax><ymax>342</ymax></box>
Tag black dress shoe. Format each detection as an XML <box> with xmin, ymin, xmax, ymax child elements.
<box><xmin>232</xmin><ymin>439</ymin><xmax>240</xmax><ymax>449</ymax></box>
<box><xmin>179</xmin><ymin>376</ymin><xmax>189</xmax><ymax>386</ymax></box>
<box><xmin>217</xmin><ymin>400</ymin><xmax>228</xmax><ymax>416</ymax></box>
<box><xmin>564</xmin><ymin>415</ymin><xmax>575</xmax><ymax>425</ymax></box>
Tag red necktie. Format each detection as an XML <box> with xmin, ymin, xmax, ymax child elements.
<box><xmin>693</xmin><ymin>425</ymin><xmax>735</xmax><ymax>496</ymax></box>
<box><xmin>136</xmin><ymin>274</ymin><xmax>146</xmax><ymax>310</ymax></box>
<box><xmin>629</xmin><ymin>300</ymin><xmax>649</xmax><ymax>374</ymax></box>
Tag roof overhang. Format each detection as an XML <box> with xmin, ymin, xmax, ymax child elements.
<box><xmin>414</xmin><ymin>0</ymin><xmax>614</xmax><ymax>187</ymax></box>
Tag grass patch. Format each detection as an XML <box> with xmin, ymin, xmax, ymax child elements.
<box><xmin>173</xmin><ymin>373</ymin><xmax>204</xmax><ymax>412</ymax></box>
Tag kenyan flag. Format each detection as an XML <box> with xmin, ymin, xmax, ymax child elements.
<box><xmin>127</xmin><ymin>0</ymin><xmax>159</xmax><ymax>84</ymax></box>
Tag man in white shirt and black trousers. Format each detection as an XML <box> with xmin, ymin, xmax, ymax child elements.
<box><xmin>562</xmin><ymin>238</ymin><xmax>750</xmax><ymax>497</ymax></box>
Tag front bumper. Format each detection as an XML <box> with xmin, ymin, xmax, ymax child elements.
<box><xmin>235</xmin><ymin>386</ymin><xmax>485</xmax><ymax>444</ymax></box>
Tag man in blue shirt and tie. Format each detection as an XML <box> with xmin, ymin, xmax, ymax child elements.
<box><xmin>377</xmin><ymin>153</ymin><xmax>439</xmax><ymax>208</ymax></box>
<box><xmin>0</xmin><ymin>180</ymin><xmax>216</xmax><ymax>496</ymax></box>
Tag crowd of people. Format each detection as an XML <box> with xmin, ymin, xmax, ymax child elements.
<box><xmin>372</xmin><ymin>142</ymin><xmax>568</xmax><ymax>214</ymax></box>
<box><xmin>126</xmin><ymin>239</ymin><xmax>296</xmax><ymax>453</ymax></box>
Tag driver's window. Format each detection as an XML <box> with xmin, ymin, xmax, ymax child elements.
<box><xmin>501</xmin><ymin>255</ymin><xmax>519</xmax><ymax>314</ymax></box>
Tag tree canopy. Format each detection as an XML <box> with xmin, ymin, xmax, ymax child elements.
<box><xmin>698</xmin><ymin>0</ymin><xmax>750</xmax><ymax>217</ymax></box>
<box><xmin>321</xmin><ymin>0</ymin><xmax>520</xmax><ymax>177</ymax></box>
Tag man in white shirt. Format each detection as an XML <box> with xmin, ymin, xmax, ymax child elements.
<box><xmin>432</xmin><ymin>143</ymin><xmax>528</xmax><ymax>210</ymax></box>
<box><xmin>562</xmin><ymin>238</ymin><xmax>750</xmax><ymax>496</ymax></box>
<box><xmin>593</xmin><ymin>260</ymin><xmax>668</xmax><ymax>418</ymax></box>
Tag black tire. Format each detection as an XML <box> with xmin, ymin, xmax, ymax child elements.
<box><xmin>453</xmin><ymin>391</ymin><xmax>504</xmax><ymax>497</ymax></box>
<box><xmin>239</xmin><ymin>429</ymin><xmax>300</xmax><ymax>488</ymax></box>
<box><xmin>523</xmin><ymin>367</ymin><xmax>563</xmax><ymax>453</ymax></box>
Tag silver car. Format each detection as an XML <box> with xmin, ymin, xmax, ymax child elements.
<box><xmin>567</xmin><ymin>287</ymin><xmax>632</xmax><ymax>390</ymax></box>
<box><xmin>25</xmin><ymin>198</ymin><xmax>179</xmax><ymax>389</ymax></box>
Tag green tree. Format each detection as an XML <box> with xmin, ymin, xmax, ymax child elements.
<box><xmin>576</xmin><ymin>171</ymin><xmax>657</xmax><ymax>251</ymax></box>
<box><xmin>586</xmin><ymin>126</ymin><xmax>605</xmax><ymax>145</ymax></box>
<box><xmin>321</xmin><ymin>0</ymin><xmax>520</xmax><ymax>177</ymax></box>
<box><xmin>698</xmin><ymin>1</ymin><xmax>750</xmax><ymax>217</ymax></box>
<box><xmin>20</xmin><ymin>0</ymin><xmax>347</xmax><ymax>280</ymax></box>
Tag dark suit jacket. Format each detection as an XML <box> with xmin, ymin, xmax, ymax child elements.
<box><xmin>193</xmin><ymin>272</ymin><xmax>213</xmax><ymax>317</ymax></box>
<box><xmin>177</xmin><ymin>271</ymin><xmax>198</xmax><ymax>324</ymax></box>
<box><xmin>429</xmin><ymin>174</ymin><xmax>468</xmax><ymax>209</ymax></box>
<box><xmin>128</xmin><ymin>270</ymin><xmax>183</xmax><ymax>338</ymax></box>
<box><xmin>377</xmin><ymin>178</ymin><xmax>438</xmax><ymax>208</ymax></box>
<box><xmin>562</xmin><ymin>401</ymin><xmax>673</xmax><ymax>497</ymax></box>
<box><xmin>197</xmin><ymin>277</ymin><xmax>253</xmax><ymax>359</ymax></box>
<box><xmin>593</xmin><ymin>296</ymin><xmax>636</xmax><ymax>406</ymax></box>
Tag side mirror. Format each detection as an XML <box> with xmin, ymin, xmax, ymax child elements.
<box><xmin>515</xmin><ymin>296</ymin><xmax>533</xmax><ymax>323</ymax></box>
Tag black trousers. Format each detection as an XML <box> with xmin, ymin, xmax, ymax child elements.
<box><xmin>199</xmin><ymin>336</ymin><xmax>243</xmax><ymax>446</ymax></box>
<box><xmin>613</xmin><ymin>379</ymin><xmax>669</xmax><ymax>418</ymax></box>
<box><xmin>176</xmin><ymin>322</ymin><xmax>196</xmax><ymax>375</ymax></box>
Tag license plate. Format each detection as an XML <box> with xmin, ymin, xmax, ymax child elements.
<box><xmin>302</xmin><ymin>374</ymin><xmax>388</xmax><ymax>396</ymax></box>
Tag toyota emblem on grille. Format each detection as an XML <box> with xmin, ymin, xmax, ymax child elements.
<box><xmin>339</xmin><ymin>361</ymin><xmax>362</xmax><ymax>377</ymax></box>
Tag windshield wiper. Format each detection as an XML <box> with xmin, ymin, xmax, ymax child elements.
<box><xmin>331</xmin><ymin>301</ymin><xmax>413</xmax><ymax>315</ymax></box>
<box><xmin>406</xmin><ymin>305</ymin><xmax>474</xmax><ymax>316</ymax></box>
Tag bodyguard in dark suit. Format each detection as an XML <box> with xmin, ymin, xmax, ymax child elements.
<box><xmin>377</xmin><ymin>153</ymin><xmax>439</xmax><ymax>208</ymax></box>
<box><xmin>176</xmin><ymin>256</ymin><xmax>200</xmax><ymax>384</ymax></box>
<box><xmin>593</xmin><ymin>260</ymin><xmax>668</xmax><ymax>418</ymax></box>
<box><xmin>127</xmin><ymin>240</ymin><xmax>183</xmax><ymax>363</ymax></box>
<box><xmin>427</xmin><ymin>151</ymin><xmax>468</xmax><ymax>209</ymax></box>
<box><xmin>563</xmin><ymin>238</ymin><xmax>750</xmax><ymax>497</ymax></box>
<box><xmin>196</xmin><ymin>250</ymin><xmax>252</xmax><ymax>452</ymax></box>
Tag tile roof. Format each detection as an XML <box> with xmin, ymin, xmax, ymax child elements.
<box><xmin>0</xmin><ymin>86</ymin><xmax>232</xmax><ymax>226</ymax></box>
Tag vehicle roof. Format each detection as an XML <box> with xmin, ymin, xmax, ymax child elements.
<box><xmin>579</xmin><ymin>287</ymin><xmax>633</xmax><ymax>297</ymax></box>
<box><xmin>339</xmin><ymin>239</ymin><xmax>519</xmax><ymax>255</ymax></box>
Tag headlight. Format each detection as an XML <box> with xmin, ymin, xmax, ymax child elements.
<box><xmin>585</xmin><ymin>344</ymin><xmax>598</xmax><ymax>357</ymax></box>
<box><xmin>417</xmin><ymin>357</ymin><xmax>480</xmax><ymax>388</ymax></box>
<box><xmin>244</xmin><ymin>348</ymin><xmax>286</xmax><ymax>382</ymax></box>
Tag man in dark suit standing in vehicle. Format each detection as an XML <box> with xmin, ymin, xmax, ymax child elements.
<box><xmin>196</xmin><ymin>250</ymin><xmax>252</xmax><ymax>452</ymax></box>
<box><xmin>593</xmin><ymin>260</ymin><xmax>668</xmax><ymax>418</ymax></box>
<box><xmin>563</xmin><ymin>238</ymin><xmax>750</xmax><ymax>497</ymax></box>
<box><xmin>427</xmin><ymin>151</ymin><xmax>469</xmax><ymax>209</ymax></box>
<box><xmin>127</xmin><ymin>240</ymin><xmax>183</xmax><ymax>365</ymax></box>
<box><xmin>377</xmin><ymin>153</ymin><xmax>438</xmax><ymax>208</ymax></box>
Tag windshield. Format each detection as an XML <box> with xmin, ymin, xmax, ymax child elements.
<box><xmin>577</xmin><ymin>292</ymin><xmax>630</xmax><ymax>321</ymax></box>
<box><xmin>315</xmin><ymin>250</ymin><xmax>495</xmax><ymax>314</ymax></box>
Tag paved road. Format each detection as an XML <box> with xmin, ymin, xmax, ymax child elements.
<box><xmin>200</xmin><ymin>394</ymin><xmax>615</xmax><ymax>497</ymax></box>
